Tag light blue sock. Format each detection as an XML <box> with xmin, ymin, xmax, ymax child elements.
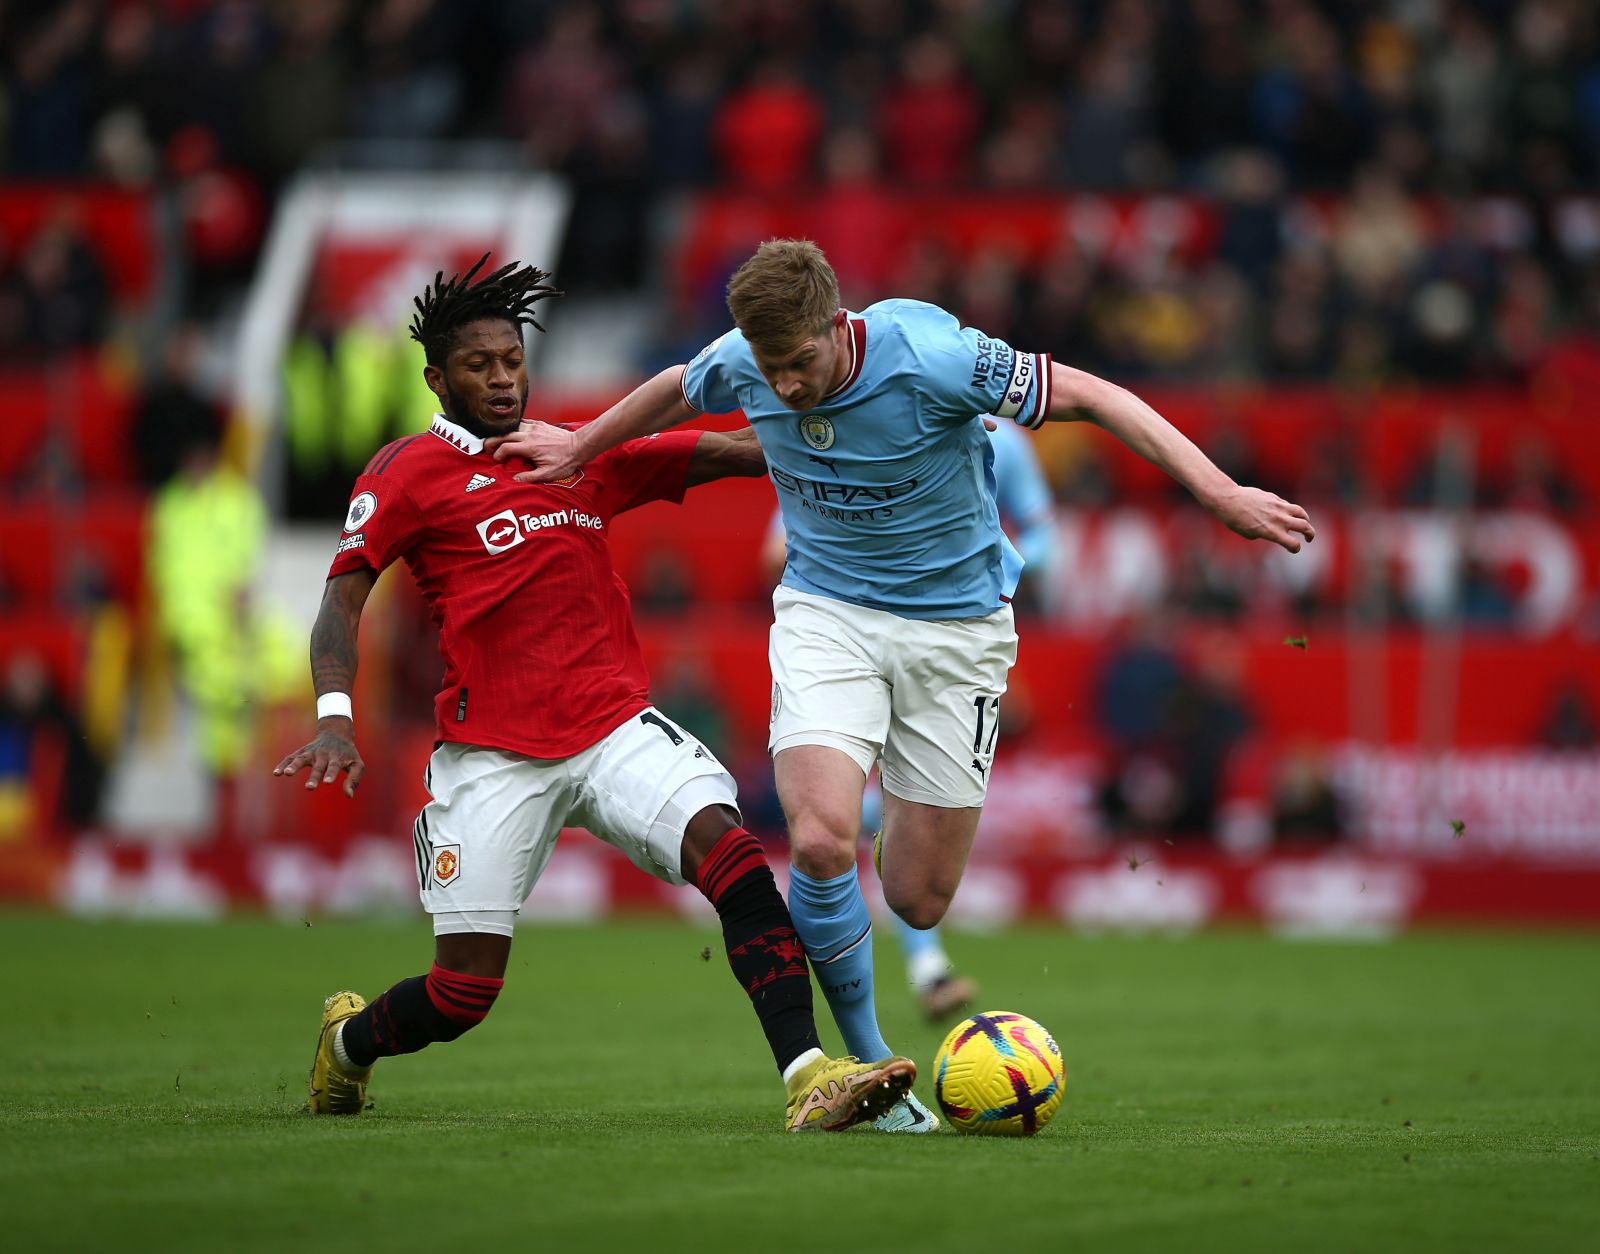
<box><xmin>787</xmin><ymin>865</ymin><xmax>893</xmax><ymax>1062</ymax></box>
<box><xmin>893</xmin><ymin>916</ymin><xmax>952</xmax><ymax>989</ymax></box>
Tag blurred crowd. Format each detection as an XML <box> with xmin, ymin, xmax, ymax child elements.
<box><xmin>11</xmin><ymin>1</ymin><xmax>1598</xmax><ymax>195</ymax></box>
<box><xmin>4</xmin><ymin>0</ymin><xmax>1600</xmax><ymax>848</ymax></box>
<box><xmin>0</xmin><ymin>213</ymin><xmax>109</xmax><ymax>360</ymax></box>
<box><xmin>4</xmin><ymin>0</ymin><xmax>1600</xmax><ymax>380</ymax></box>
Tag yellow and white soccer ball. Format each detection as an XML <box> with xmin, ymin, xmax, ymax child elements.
<box><xmin>932</xmin><ymin>1011</ymin><xmax>1065</xmax><ymax>1136</ymax></box>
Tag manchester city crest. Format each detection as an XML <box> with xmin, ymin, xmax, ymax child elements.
<box><xmin>799</xmin><ymin>414</ymin><xmax>835</xmax><ymax>450</ymax></box>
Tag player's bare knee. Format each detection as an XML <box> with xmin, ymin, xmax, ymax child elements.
<box><xmin>434</xmin><ymin>932</ymin><xmax>511</xmax><ymax>979</ymax></box>
<box><xmin>679</xmin><ymin>803</ymin><xmax>742</xmax><ymax>881</ymax></box>
<box><xmin>788</xmin><ymin>821</ymin><xmax>857</xmax><ymax>879</ymax></box>
<box><xmin>888</xmin><ymin>887</ymin><xmax>952</xmax><ymax>931</ymax></box>
<box><xmin>904</xmin><ymin>900</ymin><xmax>951</xmax><ymax>930</ymax></box>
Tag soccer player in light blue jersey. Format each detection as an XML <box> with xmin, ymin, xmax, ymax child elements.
<box><xmin>759</xmin><ymin>417</ymin><xmax>1061</xmax><ymax>1024</ymax></box>
<box><xmin>978</xmin><ymin>417</ymin><xmax>1062</xmax><ymax>604</ymax></box>
<box><xmin>492</xmin><ymin>240</ymin><xmax>1315</xmax><ymax>1133</ymax></box>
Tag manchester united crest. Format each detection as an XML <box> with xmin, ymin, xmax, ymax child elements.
<box><xmin>433</xmin><ymin>845</ymin><xmax>461</xmax><ymax>885</ymax></box>
<box><xmin>798</xmin><ymin>414</ymin><xmax>835</xmax><ymax>450</ymax></box>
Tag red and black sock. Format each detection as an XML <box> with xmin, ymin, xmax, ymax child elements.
<box><xmin>339</xmin><ymin>963</ymin><xmax>503</xmax><ymax>1068</ymax></box>
<box><xmin>696</xmin><ymin>827</ymin><xmax>821</xmax><ymax>1075</ymax></box>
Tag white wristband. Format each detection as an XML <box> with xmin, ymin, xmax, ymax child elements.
<box><xmin>316</xmin><ymin>692</ymin><xmax>353</xmax><ymax>722</ymax></box>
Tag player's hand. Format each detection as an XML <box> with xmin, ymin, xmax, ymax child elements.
<box><xmin>1211</xmin><ymin>486</ymin><xmax>1316</xmax><ymax>553</ymax></box>
<box><xmin>485</xmin><ymin>420</ymin><xmax>583</xmax><ymax>483</ymax></box>
<box><xmin>272</xmin><ymin>725</ymin><xmax>366</xmax><ymax>797</ymax></box>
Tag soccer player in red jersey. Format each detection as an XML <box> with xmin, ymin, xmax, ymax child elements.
<box><xmin>272</xmin><ymin>256</ymin><xmax>913</xmax><ymax>1131</ymax></box>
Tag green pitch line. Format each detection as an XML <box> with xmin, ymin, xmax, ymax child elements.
<box><xmin>2</xmin><ymin>913</ymin><xmax>1596</xmax><ymax>1253</ymax></box>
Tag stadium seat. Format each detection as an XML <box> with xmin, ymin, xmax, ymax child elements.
<box><xmin>0</xmin><ymin>496</ymin><xmax>147</xmax><ymax>610</ymax></box>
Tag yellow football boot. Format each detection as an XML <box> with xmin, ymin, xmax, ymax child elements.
<box><xmin>308</xmin><ymin>991</ymin><xmax>372</xmax><ymax>1115</ymax></box>
<box><xmin>785</xmin><ymin>1054</ymin><xmax>916</xmax><ymax>1132</ymax></box>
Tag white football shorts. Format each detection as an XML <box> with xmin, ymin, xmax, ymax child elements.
<box><xmin>768</xmin><ymin>585</ymin><xmax>1018</xmax><ymax>809</ymax></box>
<box><xmin>412</xmin><ymin>707</ymin><xmax>738</xmax><ymax>935</ymax></box>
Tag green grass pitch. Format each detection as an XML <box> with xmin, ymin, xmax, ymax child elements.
<box><xmin>3</xmin><ymin>911</ymin><xmax>1597</xmax><ymax>1252</ymax></box>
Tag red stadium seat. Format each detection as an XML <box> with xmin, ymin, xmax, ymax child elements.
<box><xmin>0</xmin><ymin>356</ymin><xmax>138</xmax><ymax>487</ymax></box>
<box><xmin>0</xmin><ymin>186</ymin><xmax>157</xmax><ymax>305</ymax></box>
<box><xmin>0</xmin><ymin>495</ymin><xmax>147</xmax><ymax>610</ymax></box>
<box><xmin>66</xmin><ymin>355</ymin><xmax>138</xmax><ymax>485</ymax></box>
<box><xmin>0</xmin><ymin>370</ymin><xmax>51</xmax><ymax>483</ymax></box>
<box><xmin>0</xmin><ymin>612</ymin><xmax>90</xmax><ymax>703</ymax></box>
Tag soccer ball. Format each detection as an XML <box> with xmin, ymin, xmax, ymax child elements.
<box><xmin>932</xmin><ymin>1010</ymin><xmax>1065</xmax><ymax>1136</ymax></box>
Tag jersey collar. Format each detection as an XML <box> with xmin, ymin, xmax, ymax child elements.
<box><xmin>429</xmin><ymin>412</ymin><xmax>485</xmax><ymax>455</ymax></box>
<box><xmin>822</xmin><ymin>314</ymin><xmax>868</xmax><ymax>401</ymax></box>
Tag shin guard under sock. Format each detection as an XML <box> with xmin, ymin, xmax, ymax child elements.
<box><xmin>787</xmin><ymin>864</ymin><xmax>893</xmax><ymax>1062</ymax></box>
<box><xmin>340</xmin><ymin>963</ymin><xmax>503</xmax><ymax>1068</ymax></box>
<box><xmin>696</xmin><ymin>827</ymin><xmax>821</xmax><ymax>1074</ymax></box>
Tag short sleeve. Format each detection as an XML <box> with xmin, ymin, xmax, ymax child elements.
<box><xmin>596</xmin><ymin>429</ymin><xmax>701</xmax><ymax>516</ymax></box>
<box><xmin>907</xmin><ymin>303</ymin><xmax>1052</xmax><ymax>431</ymax></box>
<box><xmin>680</xmin><ymin>331</ymin><xmax>746</xmax><ymax>415</ymax></box>
<box><xmin>327</xmin><ymin>474</ymin><xmax>425</xmax><ymax>578</ymax></box>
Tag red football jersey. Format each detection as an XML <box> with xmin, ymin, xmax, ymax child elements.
<box><xmin>328</xmin><ymin>413</ymin><xmax>701</xmax><ymax>759</ymax></box>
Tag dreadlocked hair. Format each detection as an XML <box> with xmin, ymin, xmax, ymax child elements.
<box><xmin>408</xmin><ymin>253</ymin><xmax>564</xmax><ymax>366</ymax></box>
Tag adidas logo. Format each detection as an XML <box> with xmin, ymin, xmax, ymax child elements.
<box><xmin>465</xmin><ymin>473</ymin><xmax>496</xmax><ymax>492</ymax></box>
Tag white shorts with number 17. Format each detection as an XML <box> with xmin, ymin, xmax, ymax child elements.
<box><xmin>412</xmin><ymin>707</ymin><xmax>738</xmax><ymax>935</ymax></box>
<box><xmin>767</xmin><ymin>586</ymin><xmax>1018</xmax><ymax>809</ymax></box>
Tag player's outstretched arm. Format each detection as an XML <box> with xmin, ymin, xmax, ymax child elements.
<box><xmin>488</xmin><ymin>364</ymin><xmax>698</xmax><ymax>483</ymax></box>
<box><xmin>1045</xmin><ymin>363</ymin><xmax>1316</xmax><ymax>554</ymax></box>
<box><xmin>272</xmin><ymin>567</ymin><xmax>378</xmax><ymax>796</ymax></box>
<box><xmin>685</xmin><ymin>426</ymin><xmax>767</xmax><ymax>488</ymax></box>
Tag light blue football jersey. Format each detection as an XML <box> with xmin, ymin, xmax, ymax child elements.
<box><xmin>681</xmin><ymin>299</ymin><xmax>1052</xmax><ymax>620</ymax></box>
<box><xmin>988</xmin><ymin>417</ymin><xmax>1059</xmax><ymax>573</ymax></box>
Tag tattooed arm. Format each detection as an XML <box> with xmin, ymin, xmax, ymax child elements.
<box><xmin>272</xmin><ymin>568</ymin><xmax>379</xmax><ymax>796</ymax></box>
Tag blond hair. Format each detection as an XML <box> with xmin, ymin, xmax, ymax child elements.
<box><xmin>725</xmin><ymin>239</ymin><xmax>839</xmax><ymax>352</ymax></box>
